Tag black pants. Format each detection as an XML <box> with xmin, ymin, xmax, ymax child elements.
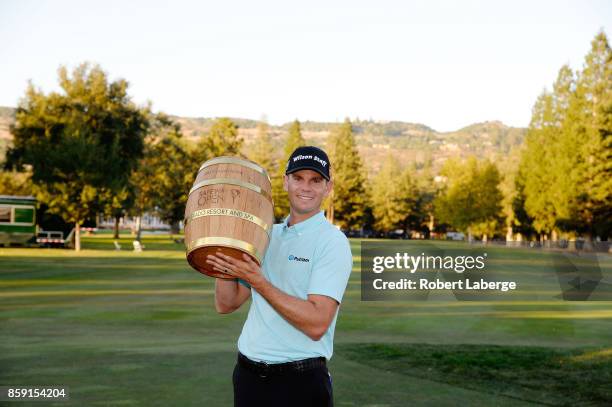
<box><xmin>233</xmin><ymin>362</ymin><xmax>333</xmax><ymax>407</ymax></box>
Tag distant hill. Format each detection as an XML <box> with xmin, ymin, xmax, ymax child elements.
<box><xmin>0</xmin><ymin>106</ymin><xmax>525</xmax><ymax>175</ymax></box>
<box><xmin>168</xmin><ymin>112</ymin><xmax>525</xmax><ymax>174</ymax></box>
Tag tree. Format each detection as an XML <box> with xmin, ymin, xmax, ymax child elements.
<box><xmin>511</xmin><ymin>170</ymin><xmax>536</xmax><ymax>239</ymax></box>
<box><xmin>272</xmin><ymin>119</ymin><xmax>306</xmax><ymax>220</ymax></box>
<box><xmin>284</xmin><ymin>120</ymin><xmax>306</xmax><ymax>158</ymax></box>
<box><xmin>557</xmin><ymin>31</ymin><xmax>612</xmax><ymax>238</ymax></box>
<box><xmin>498</xmin><ymin>147</ymin><xmax>527</xmax><ymax>241</ymax></box>
<box><xmin>249</xmin><ymin>117</ymin><xmax>275</xmax><ymax>174</ymax></box>
<box><xmin>406</xmin><ymin>161</ymin><xmax>439</xmax><ymax>238</ymax></box>
<box><xmin>518</xmin><ymin>31</ymin><xmax>612</xmax><ymax>241</ymax></box>
<box><xmin>6</xmin><ymin>63</ymin><xmax>149</xmax><ymax>250</ymax></box>
<box><xmin>130</xmin><ymin>114</ymin><xmax>196</xmax><ymax>239</ymax></box>
<box><xmin>0</xmin><ymin>170</ymin><xmax>33</xmax><ymax>196</ymax></box>
<box><xmin>149</xmin><ymin>128</ymin><xmax>195</xmax><ymax>233</ymax></box>
<box><xmin>469</xmin><ymin>161</ymin><xmax>505</xmax><ymax>242</ymax></box>
<box><xmin>193</xmin><ymin>117</ymin><xmax>243</xmax><ymax>164</ymax></box>
<box><xmin>370</xmin><ymin>155</ymin><xmax>415</xmax><ymax>232</ymax></box>
<box><xmin>518</xmin><ymin>88</ymin><xmax>562</xmax><ymax>236</ymax></box>
<box><xmin>435</xmin><ymin>158</ymin><xmax>503</xmax><ymax>241</ymax></box>
<box><xmin>99</xmin><ymin>186</ymin><xmax>132</xmax><ymax>239</ymax></box>
<box><xmin>326</xmin><ymin>118</ymin><xmax>368</xmax><ymax>229</ymax></box>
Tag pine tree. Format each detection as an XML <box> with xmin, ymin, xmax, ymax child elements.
<box><xmin>370</xmin><ymin>155</ymin><xmax>415</xmax><ymax>231</ymax></box>
<box><xmin>249</xmin><ymin>118</ymin><xmax>275</xmax><ymax>174</ymax></box>
<box><xmin>519</xmin><ymin>70</ymin><xmax>569</xmax><ymax>236</ymax></box>
<box><xmin>326</xmin><ymin>118</ymin><xmax>368</xmax><ymax>229</ymax></box>
<box><xmin>559</xmin><ymin>31</ymin><xmax>612</xmax><ymax>238</ymax></box>
<box><xmin>271</xmin><ymin>119</ymin><xmax>306</xmax><ymax>220</ymax></box>
<box><xmin>519</xmin><ymin>31</ymin><xmax>612</xmax><ymax>241</ymax></box>
<box><xmin>519</xmin><ymin>90</ymin><xmax>557</xmax><ymax>235</ymax></box>
<box><xmin>193</xmin><ymin>117</ymin><xmax>243</xmax><ymax>164</ymax></box>
<box><xmin>284</xmin><ymin>120</ymin><xmax>306</xmax><ymax>157</ymax></box>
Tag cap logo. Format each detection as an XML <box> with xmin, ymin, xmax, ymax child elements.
<box><xmin>292</xmin><ymin>154</ymin><xmax>327</xmax><ymax>167</ymax></box>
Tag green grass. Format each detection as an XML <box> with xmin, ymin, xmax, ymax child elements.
<box><xmin>337</xmin><ymin>343</ymin><xmax>612</xmax><ymax>405</ymax></box>
<box><xmin>1</xmin><ymin>235</ymin><xmax>611</xmax><ymax>406</ymax></box>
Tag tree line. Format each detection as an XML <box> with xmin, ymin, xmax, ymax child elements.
<box><xmin>2</xmin><ymin>64</ymin><xmax>246</xmax><ymax>250</ymax></box>
<box><xmin>516</xmin><ymin>31</ymin><xmax>611</xmax><ymax>241</ymax></box>
<box><xmin>2</xmin><ymin>31</ymin><xmax>610</xmax><ymax>250</ymax></box>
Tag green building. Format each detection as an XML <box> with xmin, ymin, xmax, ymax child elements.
<box><xmin>0</xmin><ymin>195</ymin><xmax>37</xmax><ymax>245</ymax></box>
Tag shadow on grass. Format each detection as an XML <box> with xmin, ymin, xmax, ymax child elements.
<box><xmin>336</xmin><ymin>343</ymin><xmax>612</xmax><ymax>406</ymax></box>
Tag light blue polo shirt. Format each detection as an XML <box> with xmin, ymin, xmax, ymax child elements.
<box><xmin>237</xmin><ymin>210</ymin><xmax>353</xmax><ymax>363</ymax></box>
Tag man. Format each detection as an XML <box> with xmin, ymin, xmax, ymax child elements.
<box><xmin>207</xmin><ymin>146</ymin><xmax>353</xmax><ymax>407</ymax></box>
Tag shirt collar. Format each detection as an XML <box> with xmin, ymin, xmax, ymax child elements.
<box><xmin>282</xmin><ymin>210</ymin><xmax>326</xmax><ymax>234</ymax></box>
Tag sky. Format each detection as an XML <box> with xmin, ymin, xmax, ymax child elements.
<box><xmin>1</xmin><ymin>0</ymin><xmax>610</xmax><ymax>132</ymax></box>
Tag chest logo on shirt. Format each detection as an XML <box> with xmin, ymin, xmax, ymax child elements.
<box><xmin>288</xmin><ymin>254</ymin><xmax>310</xmax><ymax>263</ymax></box>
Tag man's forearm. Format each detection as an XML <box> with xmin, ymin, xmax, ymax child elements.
<box><xmin>250</xmin><ymin>277</ymin><xmax>330</xmax><ymax>341</ymax></box>
<box><xmin>215</xmin><ymin>279</ymin><xmax>242</xmax><ymax>313</ymax></box>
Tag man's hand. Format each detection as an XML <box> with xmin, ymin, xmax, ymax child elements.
<box><xmin>206</xmin><ymin>252</ymin><xmax>266</xmax><ymax>288</ymax></box>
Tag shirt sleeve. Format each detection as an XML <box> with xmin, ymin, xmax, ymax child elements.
<box><xmin>307</xmin><ymin>233</ymin><xmax>353</xmax><ymax>303</ymax></box>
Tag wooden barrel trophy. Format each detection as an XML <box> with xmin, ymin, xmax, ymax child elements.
<box><xmin>185</xmin><ymin>156</ymin><xmax>274</xmax><ymax>278</ymax></box>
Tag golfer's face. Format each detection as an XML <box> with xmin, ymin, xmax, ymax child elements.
<box><xmin>284</xmin><ymin>170</ymin><xmax>331</xmax><ymax>215</ymax></box>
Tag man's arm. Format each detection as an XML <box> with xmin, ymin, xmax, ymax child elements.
<box><xmin>252</xmin><ymin>279</ymin><xmax>338</xmax><ymax>341</ymax></box>
<box><xmin>214</xmin><ymin>278</ymin><xmax>251</xmax><ymax>314</ymax></box>
<box><xmin>207</xmin><ymin>253</ymin><xmax>338</xmax><ymax>340</ymax></box>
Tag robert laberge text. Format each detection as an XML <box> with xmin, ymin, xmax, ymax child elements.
<box><xmin>373</xmin><ymin>278</ymin><xmax>517</xmax><ymax>292</ymax></box>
